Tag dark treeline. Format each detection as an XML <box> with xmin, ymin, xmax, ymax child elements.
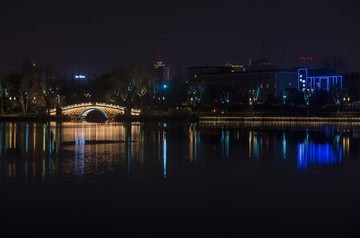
<box><xmin>0</xmin><ymin>60</ymin><xmax>356</xmax><ymax>117</ymax></box>
<box><xmin>0</xmin><ymin>61</ymin><xmax>64</xmax><ymax>115</ymax></box>
<box><xmin>0</xmin><ymin>62</ymin><xmax>188</xmax><ymax>116</ymax></box>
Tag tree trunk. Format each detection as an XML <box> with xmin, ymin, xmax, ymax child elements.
<box><xmin>0</xmin><ymin>99</ymin><xmax>3</xmax><ymax>115</ymax></box>
<box><xmin>20</xmin><ymin>100</ymin><xmax>26</xmax><ymax>115</ymax></box>
<box><xmin>125</xmin><ymin>100</ymin><xmax>132</xmax><ymax>115</ymax></box>
<box><xmin>125</xmin><ymin>92</ymin><xmax>134</xmax><ymax>116</ymax></box>
<box><xmin>45</xmin><ymin>96</ymin><xmax>50</xmax><ymax>116</ymax></box>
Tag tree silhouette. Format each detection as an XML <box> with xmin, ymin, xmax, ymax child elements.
<box><xmin>320</xmin><ymin>56</ymin><xmax>348</xmax><ymax>74</ymax></box>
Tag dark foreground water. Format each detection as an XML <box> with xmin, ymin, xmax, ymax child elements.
<box><xmin>0</xmin><ymin>121</ymin><xmax>360</xmax><ymax>237</ymax></box>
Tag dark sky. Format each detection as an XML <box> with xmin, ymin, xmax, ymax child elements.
<box><xmin>1</xmin><ymin>0</ymin><xmax>359</xmax><ymax>76</ymax></box>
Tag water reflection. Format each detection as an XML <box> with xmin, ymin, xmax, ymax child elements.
<box><xmin>297</xmin><ymin>126</ymin><xmax>348</xmax><ymax>170</ymax></box>
<box><xmin>0</xmin><ymin>121</ymin><xmax>358</xmax><ymax>184</ymax></box>
<box><xmin>189</xmin><ymin>124</ymin><xmax>199</xmax><ymax>163</ymax></box>
<box><xmin>245</xmin><ymin>121</ymin><xmax>351</xmax><ymax>170</ymax></box>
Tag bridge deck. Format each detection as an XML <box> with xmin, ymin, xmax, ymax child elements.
<box><xmin>50</xmin><ymin>102</ymin><xmax>140</xmax><ymax>118</ymax></box>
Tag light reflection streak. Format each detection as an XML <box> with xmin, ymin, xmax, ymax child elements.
<box><xmin>282</xmin><ymin>131</ymin><xmax>286</xmax><ymax>159</ymax></box>
<box><xmin>14</xmin><ymin>124</ymin><xmax>16</xmax><ymax>149</ymax></box>
<box><xmin>189</xmin><ymin>124</ymin><xmax>199</xmax><ymax>163</ymax></box>
<box><xmin>297</xmin><ymin>126</ymin><xmax>348</xmax><ymax>171</ymax></box>
<box><xmin>221</xmin><ymin>128</ymin><xmax>229</xmax><ymax>158</ymax></box>
<box><xmin>189</xmin><ymin>126</ymin><xmax>193</xmax><ymax>162</ymax></box>
<box><xmin>26</xmin><ymin>123</ymin><xmax>29</xmax><ymax>152</ymax></box>
<box><xmin>163</xmin><ymin>130</ymin><xmax>167</xmax><ymax>179</ymax></box>
<box><xmin>9</xmin><ymin>123</ymin><xmax>12</xmax><ymax>149</ymax></box>
<box><xmin>43</xmin><ymin>124</ymin><xmax>46</xmax><ymax>152</ymax></box>
<box><xmin>0</xmin><ymin>121</ymin><xmax>356</xmax><ymax>183</ymax></box>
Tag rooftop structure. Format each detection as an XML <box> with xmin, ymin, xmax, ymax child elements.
<box><xmin>298</xmin><ymin>68</ymin><xmax>343</xmax><ymax>93</ymax></box>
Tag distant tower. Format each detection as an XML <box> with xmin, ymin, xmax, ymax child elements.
<box><xmin>154</xmin><ymin>50</ymin><xmax>170</xmax><ymax>81</ymax></box>
<box><xmin>299</xmin><ymin>55</ymin><xmax>313</xmax><ymax>68</ymax></box>
<box><xmin>154</xmin><ymin>50</ymin><xmax>165</xmax><ymax>69</ymax></box>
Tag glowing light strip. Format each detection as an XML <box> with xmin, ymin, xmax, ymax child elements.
<box><xmin>163</xmin><ymin>131</ymin><xmax>167</xmax><ymax>179</ymax></box>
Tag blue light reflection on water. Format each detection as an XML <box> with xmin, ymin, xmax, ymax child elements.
<box><xmin>163</xmin><ymin>131</ymin><xmax>167</xmax><ymax>179</ymax></box>
<box><xmin>0</xmin><ymin>121</ymin><xmax>356</xmax><ymax>183</ymax></box>
<box><xmin>297</xmin><ymin>142</ymin><xmax>342</xmax><ymax>170</ymax></box>
<box><xmin>282</xmin><ymin>131</ymin><xmax>286</xmax><ymax>159</ymax></box>
<box><xmin>221</xmin><ymin>128</ymin><xmax>229</xmax><ymax>159</ymax></box>
<box><xmin>25</xmin><ymin>123</ymin><xmax>29</xmax><ymax>153</ymax></box>
<box><xmin>297</xmin><ymin>126</ymin><xmax>346</xmax><ymax>171</ymax></box>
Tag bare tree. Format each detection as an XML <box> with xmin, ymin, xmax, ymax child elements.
<box><xmin>320</xmin><ymin>56</ymin><xmax>348</xmax><ymax>74</ymax></box>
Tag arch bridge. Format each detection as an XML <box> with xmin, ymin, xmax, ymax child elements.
<box><xmin>50</xmin><ymin>102</ymin><xmax>140</xmax><ymax>121</ymax></box>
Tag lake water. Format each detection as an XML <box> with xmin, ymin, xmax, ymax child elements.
<box><xmin>1</xmin><ymin>121</ymin><xmax>360</xmax><ymax>237</ymax></box>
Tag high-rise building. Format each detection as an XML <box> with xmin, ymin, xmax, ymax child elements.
<box><xmin>154</xmin><ymin>50</ymin><xmax>170</xmax><ymax>81</ymax></box>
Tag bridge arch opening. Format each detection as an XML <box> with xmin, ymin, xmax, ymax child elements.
<box><xmin>79</xmin><ymin>108</ymin><xmax>108</xmax><ymax>122</ymax></box>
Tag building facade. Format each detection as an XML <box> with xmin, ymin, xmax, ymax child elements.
<box><xmin>187</xmin><ymin>66</ymin><xmax>298</xmax><ymax>103</ymax></box>
<box><xmin>298</xmin><ymin>68</ymin><xmax>343</xmax><ymax>93</ymax></box>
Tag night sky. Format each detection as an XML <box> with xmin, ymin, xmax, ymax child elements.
<box><xmin>1</xmin><ymin>0</ymin><xmax>359</xmax><ymax>76</ymax></box>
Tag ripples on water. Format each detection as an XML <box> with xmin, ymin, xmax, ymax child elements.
<box><xmin>0</xmin><ymin>120</ymin><xmax>358</xmax><ymax>184</ymax></box>
<box><xmin>2</xmin><ymin>120</ymin><xmax>360</xmax><ymax>237</ymax></box>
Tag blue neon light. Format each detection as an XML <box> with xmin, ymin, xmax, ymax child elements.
<box><xmin>298</xmin><ymin>68</ymin><xmax>308</xmax><ymax>91</ymax></box>
<box><xmin>298</xmin><ymin>68</ymin><xmax>343</xmax><ymax>92</ymax></box>
<box><xmin>163</xmin><ymin>84</ymin><xmax>167</xmax><ymax>89</ymax></box>
<box><xmin>78</xmin><ymin>108</ymin><xmax>108</xmax><ymax>120</ymax></box>
<box><xmin>163</xmin><ymin>132</ymin><xmax>167</xmax><ymax>179</ymax></box>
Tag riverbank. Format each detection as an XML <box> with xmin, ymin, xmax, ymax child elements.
<box><xmin>134</xmin><ymin>110</ymin><xmax>360</xmax><ymax>122</ymax></box>
<box><xmin>198</xmin><ymin>111</ymin><xmax>360</xmax><ymax>122</ymax></box>
<box><xmin>0</xmin><ymin>114</ymin><xmax>58</xmax><ymax>122</ymax></box>
<box><xmin>2</xmin><ymin>111</ymin><xmax>360</xmax><ymax>122</ymax></box>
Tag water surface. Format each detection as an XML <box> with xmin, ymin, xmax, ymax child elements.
<box><xmin>0</xmin><ymin>121</ymin><xmax>359</xmax><ymax>237</ymax></box>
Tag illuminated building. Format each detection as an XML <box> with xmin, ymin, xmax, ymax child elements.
<box><xmin>298</xmin><ymin>68</ymin><xmax>343</xmax><ymax>92</ymax></box>
<box><xmin>69</xmin><ymin>70</ymin><xmax>97</xmax><ymax>86</ymax></box>
<box><xmin>154</xmin><ymin>51</ymin><xmax>170</xmax><ymax>81</ymax></box>
<box><xmin>187</xmin><ymin>65</ymin><xmax>298</xmax><ymax>103</ymax></box>
<box><xmin>225</xmin><ymin>62</ymin><xmax>245</xmax><ymax>72</ymax></box>
<box><xmin>344</xmin><ymin>72</ymin><xmax>360</xmax><ymax>101</ymax></box>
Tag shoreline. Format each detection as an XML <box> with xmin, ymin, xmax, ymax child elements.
<box><xmin>2</xmin><ymin>112</ymin><xmax>360</xmax><ymax>122</ymax></box>
<box><xmin>198</xmin><ymin>115</ymin><xmax>360</xmax><ymax>122</ymax></box>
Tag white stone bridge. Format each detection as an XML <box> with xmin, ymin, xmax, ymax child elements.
<box><xmin>49</xmin><ymin>102</ymin><xmax>140</xmax><ymax>120</ymax></box>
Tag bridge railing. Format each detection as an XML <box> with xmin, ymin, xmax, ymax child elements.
<box><xmin>50</xmin><ymin>102</ymin><xmax>141</xmax><ymax>115</ymax></box>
